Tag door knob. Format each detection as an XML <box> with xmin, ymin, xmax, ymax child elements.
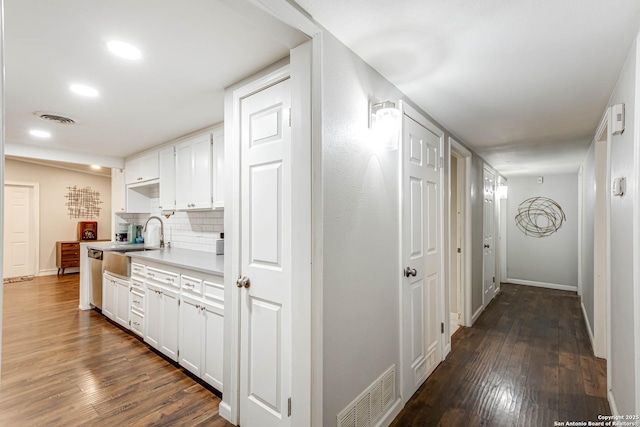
<box><xmin>404</xmin><ymin>267</ymin><xmax>417</xmax><ymax>277</ymax></box>
<box><xmin>237</xmin><ymin>276</ymin><xmax>251</xmax><ymax>288</ymax></box>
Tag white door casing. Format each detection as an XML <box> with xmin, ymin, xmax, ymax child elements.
<box><xmin>400</xmin><ymin>102</ymin><xmax>444</xmax><ymax>402</ymax></box>
<box><xmin>4</xmin><ymin>183</ymin><xmax>37</xmax><ymax>278</ymax></box>
<box><xmin>483</xmin><ymin>167</ymin><xmax>496</xmax><ymax>306</ymax></box>
<box><xmin>239</xmin><ymin>76</ymin><xmax>292</xmax><ymax>427</ymax></box>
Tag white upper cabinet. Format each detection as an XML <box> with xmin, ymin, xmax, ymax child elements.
<box><xmin>175</xmin><ymin>132</ymin><xmax>213</xmax><ymax>210</ymax></box>
<box><xmin>211</xmin><ymin>125</ymin><xmax>224</xmax><ymax>208</ymax></box>
<box><xmin>159</xmin><ymin>146</ymin><xmax>176</xmax><ymax>211</ymax></box>
<box><xmin>125</xmin><ymin>152</ymin><xmax>159</xmax><ymax>184</ymax></box>
<box><xmin>111</xmin><ymin>168</ymin><xmax>126</xmax><ymax>214</ymax></box>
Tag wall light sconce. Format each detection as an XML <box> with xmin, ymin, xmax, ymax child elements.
<box><xmin>496</xmin><ymin>185</ymin><xmax>508</xmax><ymax>199</ymax></box>
<box><xmin>369</xmin><ymin>100</ymin><xmax>400</xmax><ymax>151</ymax></box>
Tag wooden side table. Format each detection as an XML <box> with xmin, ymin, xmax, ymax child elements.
<box><xmin>56</xmin><ymin>241</ymin><xmax>80</xmax><ymax>275</ymax></box>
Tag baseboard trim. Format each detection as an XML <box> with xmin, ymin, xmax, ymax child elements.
<box><xmin>38</xmin><ymin>268</ymin><xmax>59</xmax><ymax>276</ymax></box>
<box><xmin>471</xmin><ymin>305</ymin><xmax>484</xmax><ymax>324</ymax></box>
<box><xmin>581</xmin><ymin>301</ymin><xmax>595</xmax><ymax>350</ymax></box>
<box><xmin>506</xmin><ymin>278</ymin><xmax>577</xmax><ymax>292</ymax></box>
<box><xmin>375</xmin><ymin>397</ymin><xmax>402</xmax><ymax>427</ymax></box>
<box><xmin>608</xmin><ymin>390</ymin><xmax>619</xmax><ymax>417</ymax></box>
<box><xmin>219</xmin><ymin>401</ymin><xmax>232</xmax><ymax>423</ymax></box>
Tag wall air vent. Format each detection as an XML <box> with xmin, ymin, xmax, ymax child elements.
<box><xmin>337</xmin><ymin>364</ymin><xmax>396</xmax><ymax>427</ymax></box>
<box><xmin>33</xmin><ymin>111</ymin><xmax>77</xmax><ymax>125</ymax></box>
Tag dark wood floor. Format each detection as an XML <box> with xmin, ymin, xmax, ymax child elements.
<box><xmin>0</xmin><ymin>274</ymin><xmax>233</xmax><ymax>427</ymax></box>
<box><xmin>391</xmin><ymin>283</ymin><xmax>610</xmax><ymax>427</ymax></box>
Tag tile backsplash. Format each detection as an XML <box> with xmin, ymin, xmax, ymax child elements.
<box><xmin>116</xmin><ymin>190</ymin><xmax>224</xmax><ymax>253</ymax></box>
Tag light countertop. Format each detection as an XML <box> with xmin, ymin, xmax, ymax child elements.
<box><xmin>127</xmin><ymin>247</ymin><xmax>224</xmax><ymax>275</ymax></box>
<box><xmin>80</xmin><ymin>241</ymin><xmax>223</xmax><ymax>276</ymax></box>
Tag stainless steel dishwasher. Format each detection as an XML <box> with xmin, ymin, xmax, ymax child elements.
<box><xmin>87</xmin><ymin>248</ymin><xmax>104</xmax><ymax>310</ymax></box>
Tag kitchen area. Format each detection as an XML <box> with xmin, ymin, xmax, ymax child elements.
<box><xmin>78</xmin><ymin>122</ymin><xmax>226</xmax><ymax>393</ymax></box>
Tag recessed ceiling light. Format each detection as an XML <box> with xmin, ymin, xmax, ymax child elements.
<box><xmin>91</xmin><ymin>165</ymin><xmax>102</xmax><ymax>170</ymax></box>
<box><xmin>29</xmin><ymin>129</ymin><xmax>51</xmax><ymax>138</ymax></box>
<box><xmin>107</xmin><ymin>40</ymin><xmax>142</xmax><ymax>60</ymax></box>
<box><xmin>70</xmin><ymin>84</ymin><xmax>99</xmax><ymax>97</ymax></box>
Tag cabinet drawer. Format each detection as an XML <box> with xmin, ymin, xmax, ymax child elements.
<box><xmin>60</xmin><ymin>243</ymin><xmax>79</xmax><ymax>250</ymax></box>
<box><xmin>181</xmin><ymin>275</ymin><xmax>203</xmax><ymax>295</ymax></box>
<box><xmin>131</xmin><ymin>263</ymin><xmax>146</xmax><ymax>278</ymax></box>
<box><xmin>130</xmin><ymin>311</ymin><xmax>144</xmax><ymax>337</ymax></box>
<box><xmin>131</xmin><ymin>278</ymin><xmax>144</xmax><ymax>291</ymax></box>
<box><xmin>131</xmin><ymin>289</ymin><xmax>145</xmax><ymax>312</ymax></box>
<box><xmin>204</xmin><ymin>278</ymin><xmax>224</xmax><ymax>303</ymax></box>
<box><xmin>146</xmin><ymin>267</ymin><xmax>179</xmax><ymax>288</ymax></box>
<box><xmin>61</xmin><ymin>260</ymin><xmax>80</xmax><ymax>268</ymax></box>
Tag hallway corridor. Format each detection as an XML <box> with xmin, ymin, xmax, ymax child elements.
<box><xmin>391</xmin><ymin>283</ymin><xmax>610</xmax><ymax>426</ymax></box>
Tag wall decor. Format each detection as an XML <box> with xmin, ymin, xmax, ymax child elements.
<box><xmin>65</xmin><ymin>185</ymin><xmax>103</xmax><ymax>219</ymax></box>
<box><xmin>515</xmin><ymin>196</ymin><xmax>566</xmax><ymax>238</ymax></box>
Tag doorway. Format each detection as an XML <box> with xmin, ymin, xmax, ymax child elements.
<box><xmin>449</xmin><ymin>152</ymin><xmax>463</xmax><ymax>336</ymax></box>
<box><xmin>448</xmin><ymin>139</ymin><xmax>472</xmax><ymax>330</ymax></box>
<box><xmin>593</xmin><ymin>111</ymin><xmax>610</xmax><ymax>360</ymax></box>
<box><xmin>3</xmin><ymin>182</ymin><xmax>39</xmax><ymax>279</ymax></box>
<box><xmin>482</xmin><ymin>167</ymin><xmax>496</xmax><ymax>306</ymax></box>
<box><xmin>400</xmin><ymin>102</ymin><xmax>444</xmax><ymax>402</ymax></box>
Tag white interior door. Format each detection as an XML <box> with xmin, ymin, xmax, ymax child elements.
<box><xmin>483</xmin><ymin>167</ymin><xmax>496</xmax><ymax>305</ymax></box>
<box><xmin>401</xmin><ymin>105</ymin><xmax>443</xmax><ymax>401</ymax></box>
<box><xmin>4</xmin><ymin>184</ymin><xmax>35</xmax><ymax>278</ymax></box>
<box><xmin>239</xmin><ymin>77</ymin><xmax>292</xmax><ymax>427</ymax></box>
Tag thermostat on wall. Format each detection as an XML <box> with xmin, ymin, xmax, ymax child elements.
<box><xmin>613</xmin><ymin>177</ymin><xmax>625</xmax><ymax>196</ymax></box>
<box><xmin>612</xmin><ymin>103</ymin><xmax>625</xmax><ymax>135</ymax></box>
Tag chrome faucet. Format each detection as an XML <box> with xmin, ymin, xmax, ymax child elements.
<box><xmin>143</xmin><ymin>216</ymin><xmax>165</xmax><ymax>248</ymax></box>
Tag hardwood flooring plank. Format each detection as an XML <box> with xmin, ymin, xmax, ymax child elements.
<box><xmin>392</xmin><ymin>283</ymin><xmax>610</xmax><ymax>426</ymax></box>
<box><xmin>0</xmin><ymin>275</ymin><xmax>232</xmax><ymax>426</ymax></box>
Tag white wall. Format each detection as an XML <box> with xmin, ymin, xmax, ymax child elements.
<box><xmin>5</xmin><ymin>159</ymin><xmax>112</xmax><ymax>274</ymax></box>
<box><xmin>606</xmin><ymin>35</ymin><xmax>638</xmax><ymax>417</ymax></box>
<box><xmin>320</xmin><ymin>29</ymin><xmax>498</xmax><ymax>426</ymax></box>
<box><xmin>506</xmin><ymin>174</ymin><xmax>579</xmax><ymax>288</ymax></box>
<box><xmin>321</xmin><ymin>30</ymin><xmax>404</xmax><ymax>426</ymax></box>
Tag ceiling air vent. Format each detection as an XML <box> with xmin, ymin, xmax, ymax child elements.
<box><xmin>33</xmin><ymin>111</ymin><xmax>76</xmax><ymax>125</ymax></box>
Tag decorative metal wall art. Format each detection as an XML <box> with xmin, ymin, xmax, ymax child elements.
<box><xmin>65</xmin><ymin>186</ymin><xmax>103</xmax><ymax>219</ymax></box>
<box><xmin>515</xmin><ymin>196</ymin><xmax>565</xmax><ymax>238</ymax></box>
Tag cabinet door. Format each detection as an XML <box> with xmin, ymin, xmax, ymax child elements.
<box><xmin>212</xmin><ymin>126</ymin><xmax>225</xmax><ymax>208</ymax></box>
<box><xmin>202</xmin><ymin>300</ymin><xmax>224</xmax><ymax>390</ymax></box>
<box><xmin>114</xmin><ymin>278</ymin><xmax>130</xmax><ymax>329</ymax></box>
<box><xmin>124</xmin><ymin>157</ymin><xmax>141</xmax><ymax>184</ymax></box>
<box><xmin>160</xmin><ymin>287</ymin><xmax>180</xmax><ymax>361</ymax></box>
<box><xmin>145</xmin><ymin>284</ymin><xmax>162</xmax><ymax>349</ymax></box>
<box><xmin>140</xmin><ymin>152</ymin><xmax>159</xmax><ymax>181</ymax></box>
<box><xmin>102</xmin><ymin>273</ymin><xmax>116</xmax><ymax>320</ymax></box>
<box><xmin>175</xmin><ymin>141</ymin><xmax>193</xmax><ymax>210</ymax></box>
<box><xmin>112</xmin><ymin>168</ymin><xmax>126</xmax><ymax>213</ymax></box>
<box><xmin>179</xmin><ymin>296</ymin><xmax>203</xmax><ymax>377</ymax></box>
<box><xmin>191</xmin><ymin>134</ymin><xmax>213</xmax><ymax>209</ymax></box>
<box><xmin>159</xmin><ymin>146</ymin><xmax>176</xmax><ymax>211</ymax></box>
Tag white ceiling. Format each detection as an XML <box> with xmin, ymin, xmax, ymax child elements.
<box><xmin>295</xmin><ymin>0</ymin><xmax>640</xmax><ymax>176</ymax></box>
<box><xmin>5</xmin><ymin>0</ymin><xmax>297</xmax><ymax>163</ymax></box>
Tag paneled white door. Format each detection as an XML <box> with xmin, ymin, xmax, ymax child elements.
<box><xmin>4</xmin><ymin>184</ymin><xmax>35</xmax><ymax>278</ymax></box>
<box><xmin>401</xmin><ymin>104</ymin><xmax>443</xmax><ymax>401</ymax></box>
<box><xmin>239</xmin><ymin>77</ymin><xmax>292</xmax><ymax>427</ymax></box>
<box><xmin>483</xmin><ymin>167</ymin><xmax>496</xmax><ymax>305</ymax></box>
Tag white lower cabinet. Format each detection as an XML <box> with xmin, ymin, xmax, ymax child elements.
<box><xmin>145</xmin><ymin>282</ymin><xmax>179</xmax><ymax>361</ymax></box>
<box><xmin>103</xmin><ymin>272</ymin><xmax>130</xmax><ymax>329</ymax></box>
<box><xmin>103</xmin><ymin>259</ymin><xmax>223</xmax><ymax>391</ymax></box>
<box><xmin>179</xmin><ymin>294</ymin><xmax>224</xmax><ymax>390</ymax></box>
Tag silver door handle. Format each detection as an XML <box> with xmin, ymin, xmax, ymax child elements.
<box><xmin>404</xmin><ymin>267</ymin><xmax>417</xmax><ymax>277</ymax></box>
<box><xmin>237</xmin><ymin>276</ymin><xmax>251</xmax><ymax>288</ymax></box>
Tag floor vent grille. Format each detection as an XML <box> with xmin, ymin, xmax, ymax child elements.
<box><xmin>337</xmin><ymin>364</ymin><xmax>395</xmax><ymax>427</ymax></box>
